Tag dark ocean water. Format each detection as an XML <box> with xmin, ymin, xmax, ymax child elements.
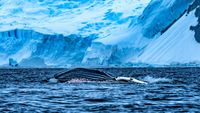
<box><xmin>0</xmin><ymin>68</ymin><xmax>200</xmax><ymax>112</ymax></box>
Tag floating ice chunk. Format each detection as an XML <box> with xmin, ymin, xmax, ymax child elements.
<box><xmin>9</xmin><ymin>58</ymin><xmax>18</xmax><ymax>67</ymax></box>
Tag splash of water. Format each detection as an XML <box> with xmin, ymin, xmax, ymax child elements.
<box><xmin>143</xmin><ymin>76</ymin><xmax>172</xmax><ymax>83</ymax></box>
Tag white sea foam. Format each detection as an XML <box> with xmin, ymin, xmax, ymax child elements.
<box><xmin>143</xmin><ymin>76</ymin><xmax>172</xmax><ymax>83</ymax></box>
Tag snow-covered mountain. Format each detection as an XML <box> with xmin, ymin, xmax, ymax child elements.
<box><xmin>0</xmin><ymin>0</ymin><xmax>199</xmax><ymax>67</ymax></box>
<box><xmin>136</xmin><ymin>0</ymin><xmax>200</xmax><ymax>66</ymax></box>
<box><xmin>83</xmin><ymin>0</ymin><xmax>197</xmax><ymax>66</ymax></box>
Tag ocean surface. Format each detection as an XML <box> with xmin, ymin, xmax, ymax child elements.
<box><xmin>0</xmin><ymin>68</ymin><xmax>200</xmax><ymax>112</ymax></box>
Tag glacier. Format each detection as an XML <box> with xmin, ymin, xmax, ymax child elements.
<box><xmin>0</xmin><ymin>0</ymin><xmax>200</xmax><ymax>67</ymax></box>
<box><xmin>0</xmin><ymin>0</ymin><xmax>150</xmax><ymax>67</ymax></box>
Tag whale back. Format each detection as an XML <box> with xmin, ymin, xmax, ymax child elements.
<box><xmin>54</xmin><ymin>68</ymin><xmax>114</xmax><ymax>82</ymax></box>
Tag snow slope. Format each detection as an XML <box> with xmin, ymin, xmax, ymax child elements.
<box><xmin>137</xmin><ymin>10</ymin><xmax>199</xmax><ymax>65</ymax></box>
<box><xmin>136</xmin><ymin>0</ymin><xmax>200</xmax><ymax>66</ymax></box>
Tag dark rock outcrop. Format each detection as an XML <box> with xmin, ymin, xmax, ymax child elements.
<box><xmin>189</xmin><ymin>0</ymin><xmax>200</xmax><ymax>43</ymax></box>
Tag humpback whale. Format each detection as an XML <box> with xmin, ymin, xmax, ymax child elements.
<box><xmin>49</xmin><ymin>68</ymin><xmax>147</xmax><ymax>84</ymax></box>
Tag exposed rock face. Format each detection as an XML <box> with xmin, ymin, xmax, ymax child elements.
<box><xmin>189</xmin><ymin>0</ymin><xmax>200</xmax><ymax>43</ymax></box>
<box><xmin>139</xmin><ymin>0</ymin><xmax>193</xmax><ymax>38</ymax></box>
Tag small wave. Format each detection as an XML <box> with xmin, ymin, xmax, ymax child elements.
<box><xmin>143</xmin><ymin>76</ymin><xmax>172</xmax><ymax>83</ymax></box>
